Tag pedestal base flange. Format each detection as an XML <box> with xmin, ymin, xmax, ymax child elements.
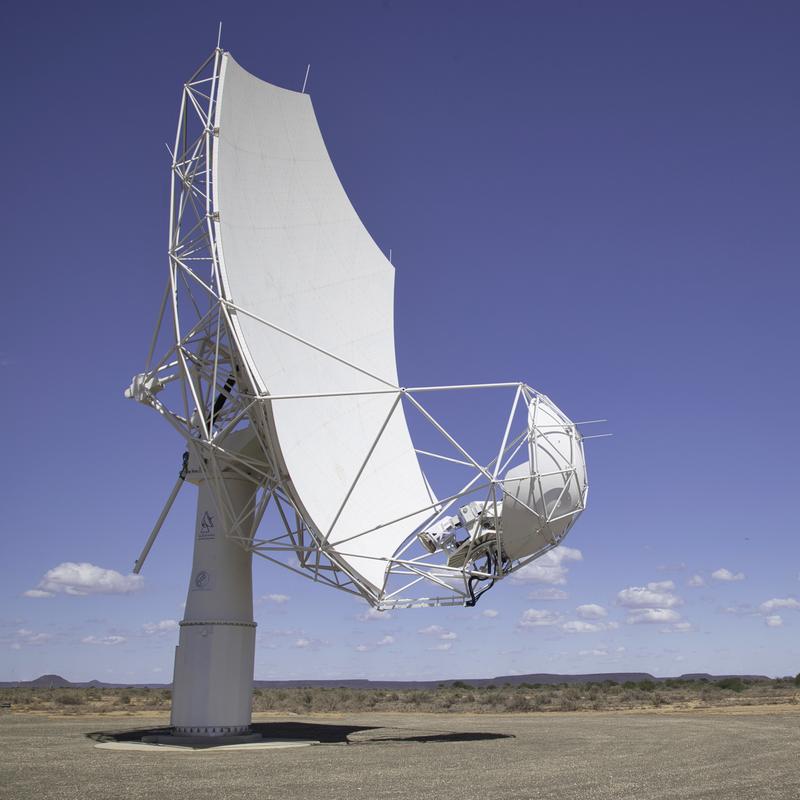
<box><xmin>142</xmin><ymin>732</ymin><xmax>262</xmax><ymax>746</ymax></box>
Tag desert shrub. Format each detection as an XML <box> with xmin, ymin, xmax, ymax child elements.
<box><xmin>56</xmin><ymin>692</ymin><xmax>85</xmax><ymax>706</ymax></box>
<box><xmin>638</xmin><ymin>680</ymin><xmax>656</xmax><ymax>692</ymax></box>
<box><xmin>794</xmin><ymin>673</ymin><xmax>800</xmax><ymax>687</ymax></box>
<box><xmin>558</xmin><ymin>695</ymin><xmax>580</xmax><ymax>712</ymax></box>
<box><xmin>118</xmin><ymin>692</ymin><xmax>131</xmax><ymax>705</ymax></box>
<box><xmin>716</xmin><ymin>678</ymin><xmax>745</xmax><ymax>693</ymax></box>
<box><xmin>503</xmin><ymin>694</ymin><xmax>532</xmax><ymax>712</ymax></box>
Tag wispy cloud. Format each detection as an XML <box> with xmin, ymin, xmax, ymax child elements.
<box><xmin>481</xmin><ymin>609</ymin><xmax>499</xmax><ymax>618</ymax></box>
<box><xmin>4</xmin><ymin>628</ymin><xmax>53</xmax><ymax>649</ymax></box>
<box><xmin>418</xmin><ymin>624</ymin><xmax>457</xmax><ymax>648</ymax></box>
<box><xmin>656</xmin><ymin>562</ymin><xmax>687</xmax><ymax>573</ymax></box>
<box><xmin>528</xmin><ymin>587</ymin><xmax>569</xmax><ymax>601</ymax></box>
<box><xmin>142</xmin><ymin>619</ymin><xmax>178</xmax><ymax>635</ymax></box>
<box><xmin>578</xmin><ymin>648</ymin><xmax>611</xmax><ymax>657</ymax></box>
<box><xmin>81</xmin><ymin>635</ymin><xmax>126</xmax><ymax>646</ymax></box>
<box><xmin>355</xmin><ymin>634</ymin><xmax>396</xmax><ymax>653</ymax></box>
<box><xmin>293</xmin><ymin>637</ymin><xmax>327</xmax><ymax>650</ymax></box>
<box><xmin>562</xmin><ymin>620</ymin><xmax>618</xmax><ymax>634</ymax></box>
<box><xmin>687</xmin><ymin>574</ymin><xmax>705</xmax><ymax>588</ymax></box>
<box><xmin>260</xmin><ymin>593</ymin><xmax>290</xmax><ymax>605</ymax></box>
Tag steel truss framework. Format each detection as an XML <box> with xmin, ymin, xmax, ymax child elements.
<box><xmin>130</xmin><ymin>50</ymin><xmax>590</xmax><ymax>609</ymax></box>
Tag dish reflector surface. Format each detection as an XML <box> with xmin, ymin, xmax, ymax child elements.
<box><xmin>213</xmin><ymin>55</ymin><xmax>433</xmax><ymax>590</ymax></box>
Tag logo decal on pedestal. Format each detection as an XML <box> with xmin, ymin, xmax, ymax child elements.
<box><xmin>198</xmin><ymin>511</ymin><xmax>215</xmax><ymax>539</ymax></box>
<box><xmin>193</xmin><ymin>570</ymin><xmax>212</xmax><ymax>590</ymax></box>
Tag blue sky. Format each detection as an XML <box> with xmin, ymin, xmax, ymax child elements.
<box><xmin>3</xmin><ymin>1</ymin><xmax>799</xmax><ymax>682</ymax></box>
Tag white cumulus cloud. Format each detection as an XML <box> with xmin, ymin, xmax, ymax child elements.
<box><xmin>357</xmin><ymin>607</ymin><xmax>392</xmax><ymax>622</ymax></box>
<box><xmin>519</xmin><ymin>609</ymin><xmax>562</xmax><ymax>628</ymax></box>
<box><xmin>759</xmin><ymin>598</ymin><xmax>800</xmax><ymax>613</ymax></box>
<box><xmin>511</xmin><ymin>546</ymin><xmax>582</xmax><ymax>585</ymax></box>
<box><xmin>711</xmin><ymin>568</ymin><xmax>745</xmax><ymax>582</ymax></box>
<box><xmin>27</xmin><ymin>562</ymin><xmax>143</xmax><ymax>597</ymax></box>
<box><xmin>576</xmin><ymin>604</ymin><xmax>607</xmax><ymax>620</ymax></box>
<box><xmin>617</xmin><ymin>582</ymin><xmax>682</xmax><ymax>609</ymax></box>
<box><xmin>627</xmin><ymin>608</ymin><xmax>681</xmax><ymax>625</ymax></box>
<box><xmin>765</xmin><ymin>615</ymin><xmax>783</xmax><ymax>628</ymax></box>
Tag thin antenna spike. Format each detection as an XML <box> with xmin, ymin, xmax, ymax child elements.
<box><xmin>217</xmin><ymin>21</ymin><xmax>223</xmax><ymax>49</ymax></box>
<box><xmin>165</xmin><ymin>142</ymin><xmax>174</xmax><ymax>160</ymax></box>
<box><xmin>389</xmin><ymin>248</ymin><xmax>392</xmax><ymax>263</ymax></box>
<box><xmin>581</xmin><ymin>433</ymin><xmax>613</xmax><ymax>440</ymax></box>
<box><xmin>301</xmin><ymin>64</ymin><xmax>311</xmax><ymax>94</ymax></box>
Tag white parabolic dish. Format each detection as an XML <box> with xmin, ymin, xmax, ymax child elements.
<box><xmin>128</xmin><ymin>48</ymin><xmax>591</xmax><ymax>610</ymax></box>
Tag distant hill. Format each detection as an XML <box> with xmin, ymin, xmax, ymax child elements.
<box><xmin>27</xmin><ymin>674</ymin><xmax>71</xmax><ymax>688</ymax></box>
<box><xmin>0</xmin><ymin>671</ymin><xmax>773</xmax><ymax>690</ymax></box>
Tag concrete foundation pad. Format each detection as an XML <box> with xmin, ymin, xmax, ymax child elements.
<box><xmin>95</xmin><ymin>738</ymin><xmax>319</xmax><ymax>752</ymax></box>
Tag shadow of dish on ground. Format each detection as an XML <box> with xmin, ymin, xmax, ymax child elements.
<box><xmin>86</xmin><ymin>721</ymin><xmax>514</xmax><ymax>749</ymax></box>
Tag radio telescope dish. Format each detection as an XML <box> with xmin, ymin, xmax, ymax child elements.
<box><xmin>126</xmin><ymin>46</ymin><xmax>592</xmax><ymax>740</ymax></box>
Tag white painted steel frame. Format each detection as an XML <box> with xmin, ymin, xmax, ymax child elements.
<box><xmin>132</xmin><ymin>49</ymin><xmax>589</xmax><ymax>610</ymax></box>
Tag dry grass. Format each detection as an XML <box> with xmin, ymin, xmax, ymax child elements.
<box><xmin>2</xmin><ymin>678</ymin><xmax>798</xmax><ymax>716</ymax></box>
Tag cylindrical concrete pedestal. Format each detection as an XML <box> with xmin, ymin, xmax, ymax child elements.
<box><xmin>170</xmin><ymin>474</ymin><xmax>257</xmax><ymax>736</ymax></box>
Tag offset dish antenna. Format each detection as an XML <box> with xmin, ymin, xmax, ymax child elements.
<box><xmin>126</xmin><ymin>47</ymin><xmax>592</xmax><ymax>738</ymax></box>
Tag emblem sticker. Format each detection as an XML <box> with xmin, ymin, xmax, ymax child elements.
<box><xmin>198</xmin><ymin>510</ymin><xmax>215</xmax><ymax>539</ymax></box>
<box><xmin>192</xmin><ymin>570</ymin><xmax>212</xmax><ymax>590</ymax></box>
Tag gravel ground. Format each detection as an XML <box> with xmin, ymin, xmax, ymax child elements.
<box><xmin>1</xmin><ymin>709</ymin><xmax>798</xmax><ymax>800</ymax></box>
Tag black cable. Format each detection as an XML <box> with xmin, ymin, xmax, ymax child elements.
<box><xmin>179</xmin><ymin>451</ymin><xmax>189</xmax><ymax>480</ymax></box>
<box><xmin>206</xmin><ymin>375</ymin><xmax>236</xmax><ymax>429</ymax></box>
